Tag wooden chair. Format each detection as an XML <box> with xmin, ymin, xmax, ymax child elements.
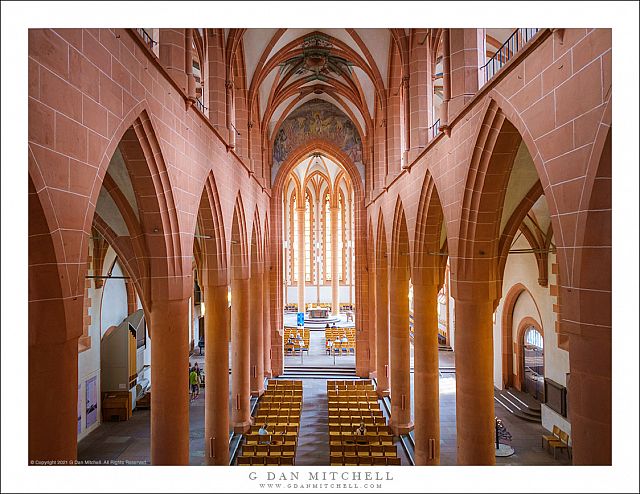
<box><xmin>373</xmin><ymin>456</ymin><xmax>387</xmax><ymax>466</ymax></box>
<box><xmin>237</xmin><ymin>456</ymin><xmax>251</xmax><ymax>466</ymax></box>
<box><xmin>280</xmin><ymin>456</ymin><xmax>295</xmax><ymax>466</ymax></box>
<box><xmin>548</xmin><ymin>430</ymin><xmax>572</xmax><ymax>459</ymax></box>
<box><xmin>384</xmin><ymin>444</ymin><xmax>397</xmax><ymax>457</ymax></box>
<box><xmin>266</xmin><ymin>456</ymin><xmax>280</xmax><ymax>466</ymax></box>
<box><xmin>541</xmin><ymin>425</ymin><xmax>561</xmax><ymax>449</ymax></box>
<box><xmin>387</xmin><ymin>456</ymin><xmax>401</xmax><ymax>465</ymax></box>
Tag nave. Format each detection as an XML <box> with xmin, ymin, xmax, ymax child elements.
<box><xmin>77</xmin><ymin>335</ymin><xmax>570</xmax><ymax>466</ymax></box>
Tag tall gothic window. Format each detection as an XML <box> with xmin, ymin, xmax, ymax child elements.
<box><xmin>325</xmin><ymin>193</ymin><xmax>331</xmax><ymax>282</ymax></box>
<box><xmin>305</xmin><ymin>191</ymin><xmax>312</xmax><ymax>283</ymax></box>
<box><xmin>292</xmin><ymin>193</ymin><xmax>298</xmax><ymax>282</ymax></box>
<box><xmin>338</xmin><ymin>191</ymin><xmax>343</xmax><ymax>281</ymax></box>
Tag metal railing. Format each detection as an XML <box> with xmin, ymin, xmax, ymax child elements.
<box><xmin>482</xmin><ymin>28</ymin><xmax>539</xmax><ymax>83</ymax></box>
<box><xmin>429</xmin><ymin>118</ymin><xmax>441</xmax><ymax>140</ymax></box>
<box><xmin>194</xmin><ymin>98</ymin><xmax>207</xmax><ymax>114</ymax></box>
<box><xmin>136</xmin><ymin>28</ymin><xmax>158</xmax><ymax>51</ymax></box>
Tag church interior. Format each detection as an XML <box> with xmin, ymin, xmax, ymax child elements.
<box><xmin>4</xmin><ymin>2</ymin><xmax>639</xmax><ymax>493</ymax></box>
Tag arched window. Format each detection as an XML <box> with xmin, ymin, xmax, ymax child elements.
<box><xmin>305</xmin><ymin>191</ymin><xmax>312</xmax><ymax>283</ymax></box>
<box><xmin>325</xmin><ymin>193</ymin><xmax>331</xmax><ymax>282</ymax></box>
<box><xmin>338</xmin><ymin>190</ymin><xmax>343</xmax><ymax>282</ymax></box>
<box><xmin>292</xmin><ymin>192</ymin><xmax>298</xmax><ymax>283</ymax></box>
<box><xmin>524</xmin><ymin>326</ymin><xmax>543</xmax><ymax>349</ymax></box>
<box><xmin>523</xmin><ymin>325</ymin><xmax>544</xmax><ymax>401</ymax></box>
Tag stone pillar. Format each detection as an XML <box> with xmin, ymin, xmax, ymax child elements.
<box><xmin>375</xmin><ymin>262</ymin><xmax>390</xmax><ymax>396</ymax></box>
<box><xmin>447</xmin><ymin>28</ymin><xmax>483</xmax><ymax>117</ymax></box>
<box><xmin>231</xmin><ymin>277</ymin><xmax>251</xmax><ymax>433</ymax></box>
<box><xmin>568</xmin><ymin>329</ymin><xmax>611</xmax><ymax>465</ymax></box>
<box><xmin>454</xmin><ymin>297</ymin><xmax>495</xmax><ymax>465</ymax></box>
<box><xmin>368</xmin><ymin>262</ymin><xmax>377</xmax><ymax>378</ymax></box>
<box><xmin>29</xmin><ymin>337</ymin><xmax>78</xmax><ymax>463</ymax></box>
<box><xmin>388</xmin><ymin>268</ymin><xmax>413</xmax><ymax>434</ymax></box>
<box><xmin>297</xmin><ymin>207</ymin><xmax>305</xmax><ymax>313</ymax></box>
<box><xmin>263</xmin><ymin>264</ymin><xmax>272</xmax><ymax>378</ymax></box>
<box><xmin>331</xmin><ymin>206</ymin><xmax>339</xmax><ymax>315</ymax></box>
<box><xmin>159</xmin><ymin>29</ymin><xmax>186</xmax><ymax>91</ymax></box>
<box><xmin>413</xmin><ymin>282</ymin><xmax>440</xmax><ymax>465</ymax></box>
<box><xmin>150</xmin><ymin>298</ymin><xmax>190</xmax><ymax>465</ymax></box>
<box><xmin>250</xmin><ymin>264</ymin><xmax>264</xmax><ymax>396</ymax></box>
<box><xmin>204</xmin><ymin>283</ymin><xmax>229</xmax><ymax>465</ymax></box>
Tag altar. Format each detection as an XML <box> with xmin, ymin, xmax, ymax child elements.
<box><xmin>307</xmin><ymin>307</ymin><xmax>330</xmax><ymax>319</ymax></box>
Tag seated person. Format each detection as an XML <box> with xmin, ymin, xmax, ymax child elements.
<box><xmin>258</xmin><ymin>422</ymin><xmax>270</xmax><ymax>443</ymax></box>
<box><xmin>326</xmin><ymin>339</ymin><xmax>333</xmax><ymax>354</ymax></box>
<box><xmin>356</xmin><ymin>421</ymin><xmax>367</xmax><ymax>436</ymax></box>
<box><xmin>340</xmin><ymin>332</ymin><xmax>348</xmax><ymax>343</ymax></box>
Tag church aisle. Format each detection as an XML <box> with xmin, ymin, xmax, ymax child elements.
<box><xmin>294</xmin><ymin>380</ymin><xmax>330</xmax><ymax>465</ymax></box>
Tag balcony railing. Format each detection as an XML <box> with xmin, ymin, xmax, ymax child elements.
<box><xmin>482</xmin><ymin>28</ymin><xmax>539</xmax><ymax>83</ymax></box>
<box><xmin>429</xmin><ymin>118</ymin><xmax>441</xmax><ymax>140</ymax></box>
<box><xmin>194</xmin><ymin>98</ymin><xmax>207</xmax><ymax>114</ymax></box>
<box><xmin>137</xmin><ymin>28</ymin><xmax>158</xmax><ymax>52</ymax></box>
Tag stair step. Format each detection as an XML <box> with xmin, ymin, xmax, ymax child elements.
<box><xmin>494</xmin><ymin>389</ymin><xmax>542</xmax><ymax>423</ymax></box>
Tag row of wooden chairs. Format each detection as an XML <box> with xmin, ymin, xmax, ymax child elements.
<box><xmin>242</xmin><ymin>443</ymin><xmax>296</xmax><ymax>456</ymax></box>
<box><xmin>328</xmin><ymin>395</ymin><xmax>378</xmax><ymax>403</ymax></box>
<box><xmin>327</xmin><ymin>379</ymin><xmax>373</xmax><ymax>388</ymax></box>
<box><xmin>244</xmin><ymin>434</ymin><xmax>296</xmax><ymax>445</ymax></box>
<box><xmin>542</xmin><ymin>425</ymin><xmax>572</xmax><ymax>459</ymax></box>
<box><xmin>328</xmin><ymin>404</ymin><xmax>381</xmax><ymax>413</ymax></box>
<box><xmin>258</xmin><ymin>402</ymin><xmax>302</xmax><ymax>410</ymax></box>
<box><xmin>328</xmin><ymin>389</ymin><xmax>378</xmax><ymax>397</ymax></box>
<box><xmin>248</xmin><ymin>424</ymin><xmax>298</xmax><ymax>434</ymax></box>
<box><xmin>238</xmin><ymin>456</ymin><xmax>295</xmax><ymax>466</ymax></box>
<box><xmin>329</xmin><ymin>424</ymin><xmax>392</xmax><ymax>436</ymax></box>
<box><xmin>330</xmin><ymin>435</ymin><xmax>393</xmax><ymax>446</ymax></box>
<box><xmin>331</xmin><ymin>443</ymin><xmax>397</xmax><ymax>457</ymax></box>
<box><xmin>329</xmin><ymin>409</ymin><xmax>384</xmax><ymax>418</ymax></box>
<box><xmin>267</xmin><ymin>379</ymin><xmax>303</xmax><ymax>389</ymax></box>
<box><xmin>331</xmin><ymin>456</ymin><xmax>400</xmax><ymax>466</ymax></box>
<box><xmin>329</xmin><ymin>417</ymin><xmax>387</xmax><ymax>427</ymax></box>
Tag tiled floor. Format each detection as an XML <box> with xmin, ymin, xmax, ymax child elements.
<box><xmin>77</xmin><ymin>334</ymin><xmax>570</xmax><ymax>466</ymax></box>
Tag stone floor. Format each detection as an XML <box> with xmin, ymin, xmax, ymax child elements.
<box><xmin>77</xmin><ymin>333</ymin><xmax>570</xmax><ymax>466</ymax></box>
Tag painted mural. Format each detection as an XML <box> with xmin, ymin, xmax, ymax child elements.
<box><xmin>272</xmin><ymin>99</ymin><xmax>363</xmax><ymax>168</ymax></box>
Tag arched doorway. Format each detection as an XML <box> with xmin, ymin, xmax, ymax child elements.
<box><xmin>522</xmin><ymin>325</ymin><xmax>544</xmax><ymax>402</ymax></box>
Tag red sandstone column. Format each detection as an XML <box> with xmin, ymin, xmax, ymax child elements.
<box><xmin>413</xmin><ymin>282</ymin><xmax>440</xmax><ymax>464</ymax></box>
<box><xmin>150</xmin><ymin>298</ymin><xmax>190</xmax><ymax>465</ymax></box>
<box><xmin>159</xmin><ymin>29</ymin><xmax>186</xmax><ymax>91</ymax></box>
<box><xmin>331</xmin><ymin>206</ymin><xmax>339</xmax><ymax>315</ymax></box>
<box><xmin>447</xmin><ymin>29</ymin><xmax>483</xmax><ymax>116</ymax></box>
<box><xmin>569</xmin><ymin>330</ymin><xmax>611</xmax><ymax>465</ymax></box>
<box><xmin>368</xmin><ymin>263</ymin><xmax>377</xmax><ymax>378</ymax></box>
<box><xmin>231</xmin><ymin>277</ymin><xmax>251</xmax><ymax>432</ymax></box>
<box><xmin>389</xmin><ymin>268</ymin><xmax>413</xmax><ymax>434</ymax></box>
<box><xmin>297</xmin><ymin>207</ymin><xmax>306</xmax><ymax>313</ymax></box>
<box><xmin>204</xmin><ymin>284</ymin><xmax>229</xmax><ymax>465</ymax></box>
<box><xmin>29</xmin><ymin>336</ymin><xmax>78</xmax><ymax>463</ymax></box>
<box><xmin>375</xmin><ymin>262</ymin><xmax>390</xmax><ymax>396</ymax></box>
<box><xmin>454</xmin><ymin>298</ymin><xmax>496</xmax><ymax>465</ymax></box>
<box><xmin>250</xmin><ymin>265</ymin><xmax>265</xmax><ymax>396</ymax></box>
<box><xmin>263</xmin><ymin>266</ymin><xmax>272</xmax><ymax>378</ymax></box>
